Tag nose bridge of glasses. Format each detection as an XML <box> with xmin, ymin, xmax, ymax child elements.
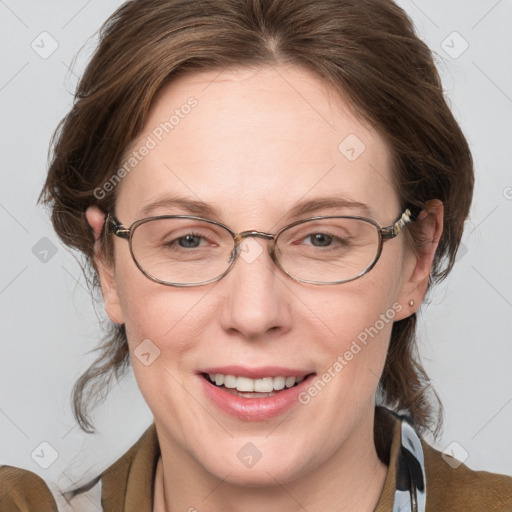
<box><xmin>233</xmin><ymin>231</ymin><xmax>275</xmax><ymax>244</ymax></box>
<box><xmin>223</xmin><ymin>230</ymin><xmax>278</xmax><ymax>269</ymax></box>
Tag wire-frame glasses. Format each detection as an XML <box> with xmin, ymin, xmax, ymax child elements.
<box><xmin>104</xmin><ymin>209</ymin><xmax>414</xmax><ymax>287</ymax></box>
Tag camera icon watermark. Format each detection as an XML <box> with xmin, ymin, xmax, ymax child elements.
<box><xmin>441</xmin><ymin>441</ymin><xmax>469</xmax><ymax>469</ymax></box>
<box><xmin>237</xmin><ymin>442</ymin><xmax>262</xmax><ymax>468</ymax></box>
<box><xmin>455</xmin><ymin>241</ymin><xmax>468</xmax><ymax>263</ymax></box>
<box><xmin>441</xmin><ymin>31</ymin><xmax>469</xmax><ymax>59</ymax></box>
<box><xmin>31</xmin><ymin>441</ymin><xmax>59</xmax><ymax>469</ymax></box>
<box><xmin>30</xmin><ymin>32</ymin><xmax>59</xmax><ymax>59</ymax></box>
<box><xmin>134</xmin><ymin>338</ymin><xmax>161</xmax><ymax>366</ymax></box>
<box><xmin>238</xmin><ymin>238</ymin><xmax>263</xmax><ymax>264</ymax></box>
<box><xmin>32</xmin><ymin>237</ymin><xmax>58</xmax><ymax>263</ymax></box>
<box><xmin>338</xmin><ymin>133</ymin><xmax>366</xmax><ymax>162</ymax></box>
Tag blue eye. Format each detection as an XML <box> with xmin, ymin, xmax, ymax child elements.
<box><xmin>178</xmin><ymin>234</ymin><xmax>202</xmax><ymax>248</ymax></box>
<box><xmin>306</xmin><ymin>233</ymin><xmax>333</xmax><ymax>247</ymax></box>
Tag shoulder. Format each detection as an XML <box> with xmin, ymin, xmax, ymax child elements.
<box><xmin>422</xmin><ymin>442</ymin><xmax>512</xmax><ymax>511</ymax></box>
<box><xmin>0</xmin><ymin>423</ymin><xmax>159</xmax><ymax>511</ymax></box>
<box><xmin>96</xmin><ymin>422</ymin><xmax>159</xmax><ymax>510</ymax></box>
<box><xmin>0</xmin><ymin>465</ymin><xmax>58</xmax><ymax>511</ymax></box>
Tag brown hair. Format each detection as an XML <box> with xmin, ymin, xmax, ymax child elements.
<box><xmin>40</xmin><ymin>0</ymin><xmax>473</xmax><ymax>435</ymax></box>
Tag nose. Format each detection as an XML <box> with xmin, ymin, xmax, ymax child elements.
<box><xmin>219</xmin><ymin>237</ymin><xmax>293</xmax><ymax>341</ymax></box>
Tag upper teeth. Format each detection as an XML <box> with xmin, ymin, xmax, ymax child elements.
<box><xmin>208</xmin><ymin>374</ymin><xmax>305</xmax><ymax>393</ymax></box>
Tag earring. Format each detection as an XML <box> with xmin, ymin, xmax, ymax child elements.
<box><xmin>408</xmin><ymin>300</ymin><xmax>414</xmax><ymax>307</ymax></box>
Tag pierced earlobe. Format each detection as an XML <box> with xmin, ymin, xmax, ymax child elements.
<box><xmin>408</xmin><ymin>300</ymin><xmax>414</xmax><ymax>307</ymax></box>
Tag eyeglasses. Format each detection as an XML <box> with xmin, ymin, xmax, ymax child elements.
<box><xmin>104</xmin><ymin>209</ymin><xmax>414</xmax><ymax>287</ymax></box>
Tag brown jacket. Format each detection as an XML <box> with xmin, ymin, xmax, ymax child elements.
<box><xmin>1</xmin><ymin>409</ymin><xmax>511</xmax><ymax>511</ymax></box>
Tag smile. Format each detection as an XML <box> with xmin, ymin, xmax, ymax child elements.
<box><xmin>204</xmin><ymin>373</ymin><xmax>306</xmax><ymax>394</ymax></box>
<box><xmin>198</xmin><ymin>368</ymin><xmax>316</xmax><ymax>420</ymax></box>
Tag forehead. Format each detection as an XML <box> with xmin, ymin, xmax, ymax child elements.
<box><xmin>115</xmin><ymin>65</ymin><xmax>398</xmax><ymax>226</ymax></box>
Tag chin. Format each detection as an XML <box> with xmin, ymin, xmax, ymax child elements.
<box><xmin>194</xmin><ymin>438</ymin><xmax>314</xmax><ymax>487</ymax></box>
<box><xmin>210</xmin><ymin>462</ymin><xmax>306</xmax><ymax>488</ymax></box>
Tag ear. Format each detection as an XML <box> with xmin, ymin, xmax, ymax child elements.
<box><xmin>86</xmin><ymin>205</ymin><xmax>124</xmax><ymax>325</ymax></box>
<box><xmin>394</xmin><ymin>199</ymin><xmax>443</xmax><ymax>321</ymax></box>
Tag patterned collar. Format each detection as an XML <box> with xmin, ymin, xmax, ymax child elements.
<box><xmin>392</xmin><ymin>417</ymin><xmax>427</xmax><ymax>512</ymax></box>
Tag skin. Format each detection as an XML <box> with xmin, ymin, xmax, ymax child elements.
<box><xmin>86</xmin><ymin>64</ymin><xmax>442</xmax><ymax>511</ymax></box>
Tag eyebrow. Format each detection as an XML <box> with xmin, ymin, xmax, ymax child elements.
<box><xmin>138</xmin><ymin>196</ymin><xmax>219</xmax><ymax>218</ymax></box>
<box><xmin>138</xmin><ymin>195</ymin><xmax>371</xmax><ymax>221</ymax></box>
<box><xmin>287</xmin><ymin>197</ymin><xmax>372</xmax><ymax>218</ymax></box>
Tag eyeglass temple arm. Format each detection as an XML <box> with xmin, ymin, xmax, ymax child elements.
<box><xmin>380</xmin><ymin>208</ymin><xmax>415</xmax><ymax>240</ymax></box>
<box><xmin>104</xmin><ymin>213</ymin><xmax>130</xmax><ymax>239</ymax></box>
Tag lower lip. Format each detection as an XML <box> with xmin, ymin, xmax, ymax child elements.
<box><xmin>198</xmin><ymin>374</ymin><xmax>315</xmax><ymax>421</ymax></box>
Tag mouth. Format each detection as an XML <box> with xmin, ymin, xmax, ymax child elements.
<box><xmin>200</xmin><ymin>372</ymin><xmax>310</xmax><ymax>398</ymax></box>
<box><xmin>197</xmin><ymin>369</ymin><xmax>317</xmax><ymax>420</ymax></box>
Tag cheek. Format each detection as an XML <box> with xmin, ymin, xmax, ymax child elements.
<box><xmin>305</xmin><ymin>252</ymin><xmax>404</xmax><ymax>346</ymax></box>
<box><xmin>120</xmin><ymin>284</ymin><xmax>214</xmax><ymax>350</ymax></box>
<box><xmin>309</xmin><ymin>286</ymin><xmax>397</xmax><ymax>379</ymax></box>
<box><xmin>299</xmin><ymin>247</ymin><xmax>405</xmax><ymax>389</ymax></box>
<box><xmin>112</xmin><ymin>253</ymin><xmax>217</xmax><ymax>388</ymax></box>
<box><xmin>113</xmin><ymin>243</ymin><xmax>206</xmax><ymax>340</ymax></box>
<box><xmin>117</xmin><ymin>283</ymin><xmax>217</xmax><ymax>418</ymax></box>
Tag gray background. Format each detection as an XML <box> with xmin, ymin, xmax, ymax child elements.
<box><xmin>1</xmin><ymin>0</ymin><xmax>511</xmax><ymax>499</ymax></box>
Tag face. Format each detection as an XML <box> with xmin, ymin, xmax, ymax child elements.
<box><xmin>93</xmin><ymin>65</ymin><xmax>427</xmax><ymax>486</ymax></box>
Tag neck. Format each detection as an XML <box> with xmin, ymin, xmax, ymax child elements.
<box><xmin>153</xmin><ymin>409</ymin><xmax>387</xmax><ymax>512</ymax></box>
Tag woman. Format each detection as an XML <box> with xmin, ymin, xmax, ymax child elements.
<box><xmin>1</xmin><ymin>0</ymin><xmax>511</xmax><ymax>510</ymax></box>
